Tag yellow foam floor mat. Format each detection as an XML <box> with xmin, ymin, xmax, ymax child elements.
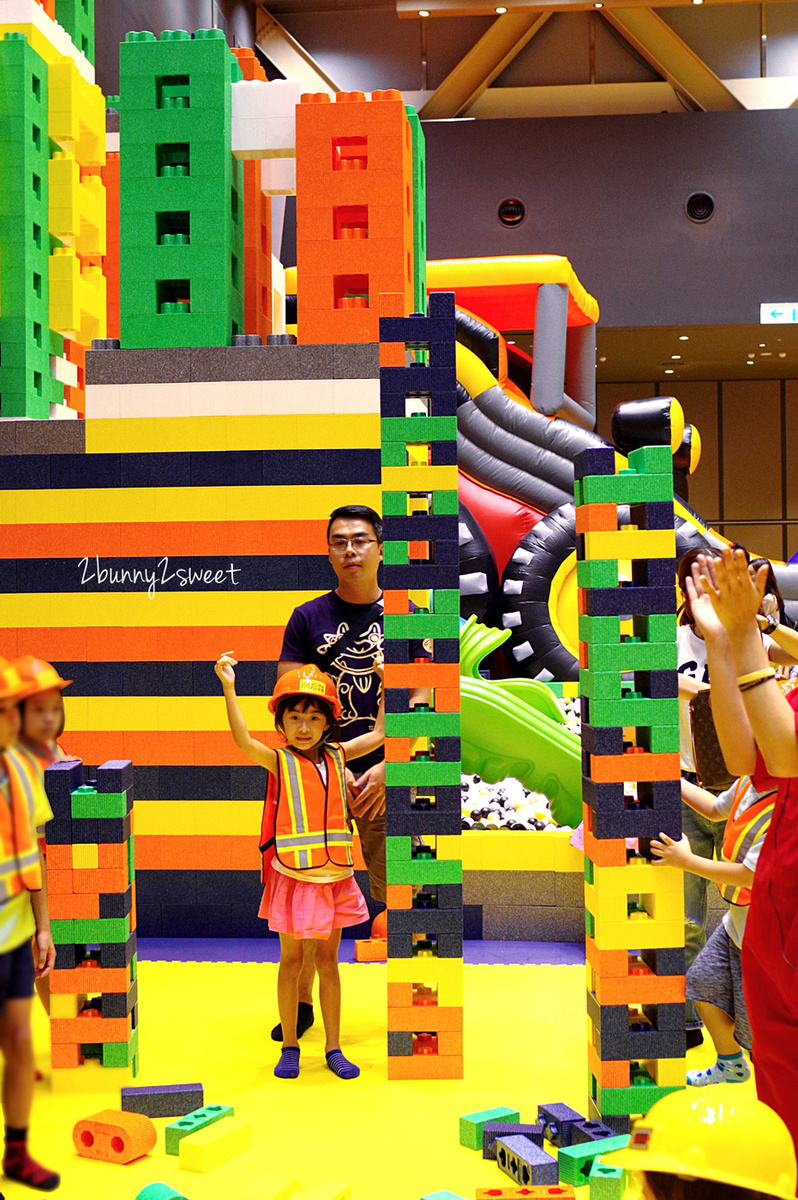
<box><xmin>25</xmin><ymin>958</ymin><xmax>754</xmax><ymax>1200</ymax></box>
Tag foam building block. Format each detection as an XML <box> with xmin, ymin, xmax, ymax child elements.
<box><xmin>122</xmin><ymin>1083</ymin><xmax>203</xmax><ymax>1118</ymax></box>
<box><xmin>231</xmin><ymin>77</ymin><xmax>303</xmax><ymax>159</ymax></box>
<box><xmin>475</xmin><ymin>1190</ymin><xmax>575</xmax><ymax>1200</ymax></box>
<box><xmin>459</xmin><ymin>1106</ymin><xmax>520</xmax><ymax>1149</ymax></box>
<box><xmin>136</xmin><ymin>1186</ymin><xmax>189</xmax><ymax>1200</ymax></box>
<box><xmin>420</xmin><ymin>1192</ymin><xmax>468</xmax><ymax>1199</ymax></box>
<box><xmin>576</xmin><ymin>445</ymin><xmax>685</xmax><ymax>1129</ymax></box>
<box><xmin>73</xmin><ymin>1109</ymin><xmax>156</xmax><ymax>1163</ymax></box>
<box><xmin>178</xmin><ymin>1116</ymin><xmax>251</xmax><ymax>1172</ymax></box>
<box><xmin>165</xmin><ymin>1103</ymin><xmax>234</xmax><ymax>1154</ymax></box>
<box><xmin>496</xmin><ymin>1136</ymin><xmax>559</xmax><ymax>1186</ymax></box>
<box><xmin>557</xmin><ymin>1136</ymin><xmax>630</xmax><ymax>1187</ymax></box>
<box><xmin>483</xmin><ymin>1123</ymin><xmax>545</xmax><ymax>1160</ymax></box>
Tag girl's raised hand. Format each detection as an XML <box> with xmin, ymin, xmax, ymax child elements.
<box><xmin>372</xmin><ymin>652</ymin><xmax>384</xmax><ymax>682</ymax></box>
<box><xmin>215</xmin><ymin>650</ymin><xmax>238</xmax><ymax>690</ymax></box>
<box><xmin>686</xmin><ymin>559</ymin><xmax>726</xmax><ymax>643</ymax></box>
<box><xmin>696</xmin><ymin>548</ymin><xmax>766</xmax><ymax>641</ymax></box>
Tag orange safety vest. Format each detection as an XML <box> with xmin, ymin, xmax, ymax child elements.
<box><xmin>0</xmin><ymin>749</ymin><xmax>44</xmax><ymax>899</ymax></box>
<box><xmin>259</xmin><ymin>743</ymin><xmax>353</xmax><ymax>872</ymax></box>
<box><xmin>719</xmin><ymin>777</ymin><xmax>775</xmax><ymax>907</ymax></box>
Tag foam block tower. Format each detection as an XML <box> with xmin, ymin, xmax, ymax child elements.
<box><xmin>295</xmin><ymin>88</ymin><xmax>415</xmax><ymax>345</ymax></box>
<box><xmin>44</xmin><ymin>757</ymin><xmax>139</xmax><ymax>1076</ymax></box>
<box><xmin>0</xmin><ymin>0</ymin><xmax>106</xmax><ymax>418</ymax></box>
<box><xmin>575</xmin><ymin>444</ymin><xmax>685</xmax><ymax>1132</ymax></box>
<box><xmin>380</xmin><ymin>290</ymin><xmax>463</xmax><ymax>1080</ymax></box>
<box><xmin>118</xmin><ymin>28</ymin><xmax>244</xmax><ymax>348</ymax></box>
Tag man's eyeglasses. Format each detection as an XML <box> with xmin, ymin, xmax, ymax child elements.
<box><xmin>329</xmin><ymin>537</ymin><xmax>377</xmax><ymax>551</ymax></box>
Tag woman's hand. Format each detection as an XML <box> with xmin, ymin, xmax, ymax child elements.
<box><xmin>693</xmin><ymin>549</ymin><xmax>767</xmax><ymax>642</ymax></box>
<box><xmin>685</xmin><ymin>560</ymin><xmax>727</xmax><ymax>644</ymax></box>
<box><xmin>215</xmin><ymin>650</ymin><xmax>237</xmax><ymax>690</ymax></box>
<box><xmin>372</xmin><ymin>652</ymin><xmax>384</xmax><ymax>683</ymax></box>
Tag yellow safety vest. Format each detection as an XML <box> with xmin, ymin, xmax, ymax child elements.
<box><xmin>0</xmin><ymin>749</ymin><xmax>43</xmax><ymax>900</ymax></box>
<box><xmin>261</xmin><ymin>743</ymin><xmax>353</xmax><ymax>872</ymax></box>
<box><xmin>719</xmin><ymin>777</ymin><xmax>775</xmax><ymax>906</ymax></box>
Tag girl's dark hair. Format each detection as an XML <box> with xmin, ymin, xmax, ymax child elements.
<box><xmin>677</xmin><ymin>548</ymin><xmax>710</xmax><ymax>627</ymax></box>
<box><xmin>749</xmin><ymin>557</ymin><xmax>786</xmax><ymax>622</ymax></box>
<box><xmin>729</xmin><ymin>541</ymin><xmax>751</xmax><ymax>564</ymax></box>
<box><xmin>327</xmin><ymin>505</ymin><xmax>383</xmax><ymax>545</ymax></box>
<box><xmin>273</xmin><ymin>694</ymin><xmax>338</xmax><ymax>744</ymax></box>
<box><xmin>646</xmin><ymin>1171</ymin><xmax>770</xmax><ymax>1200</ymax></box>
<box><xmin>20</xmin><ymin>693</ymin><xmax>66</xmax><ymax>739</ymax></box>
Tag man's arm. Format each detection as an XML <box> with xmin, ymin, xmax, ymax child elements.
<box><xmin>277</xmin><ymin>660</ymin><xmax>303</xmax><ymax>680</ymax></box>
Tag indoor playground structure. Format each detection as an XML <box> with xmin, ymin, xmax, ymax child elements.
<box><xmin>0</xmin><ymin>3</ymin><xmax>794</xmax><ymax>1199</ymax></box>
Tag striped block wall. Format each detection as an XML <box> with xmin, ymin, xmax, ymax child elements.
<box><xmin>0</xmin><ymin>342</ymin><xmax>382</xmax><ymax>937</ymax></box>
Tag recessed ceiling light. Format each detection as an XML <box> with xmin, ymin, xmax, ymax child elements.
<box><xmin>599</xmin><ymin>356</ymin><xmax>607</xmax><ymax>362</ymax></box>
<box><xmin>761</xmin><ymin>352</ymin><xmax>772</xmax><ymax>357</ymax></box>
<box><xmin>759</xmin><ymin>343</ymin><xmax>766</xmax><ymax>348</ymax></box>
<box><xmin>746</xmin><ymin>360</ymin><xmax>754</xmax><ymax>365</ymax></box>
<box><xmin>506</xmin><ymin>340</ymin><xmax>515</xmax><ymax>344</ymax></box>
<box><xmin>418</xmin><ymin>9</ymin><xmax>429</xmax><ymax>14</ymax></box>
<box><xmin>748</xmin><ymin>353</ymin><xmax>755</xmax><ymax>358</ymax></box>
<box><xmin>495</xmin><ymin>5</ymin><xmax>507</xmax><ymax>11</ymax></box>
<box><xmin>779</xmin><ymin>352</ymin><xmax>787</xmax><ymax>358</ymax></box>
<box><xmin>665</xmin><ymin>369</ymin><xmax>674</xmax><ymax>374</ymax></box>
<box><xmin>671</xmin><ymin>355</ymin><xmax>680</xmax><ymax>360</ymax></box>
<box><xmin>679</xmin><ymin>335</ymin><xmax>689</xmax><ymax>341</ymax></box>
<box><xmin>594</xmin><ymin>2</ymin><xmax>603</xmax><ymax>7</ymax></box>
<box><xmin>692</xmin><ymin>0</ymin><xmax>703</xmax><ymax>6</ymax></box>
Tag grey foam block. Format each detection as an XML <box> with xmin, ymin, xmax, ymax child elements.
<box><xmin>122</xmin><ymin>1082</ymin><xmax>203</xmax><ymax>1118</ymax></box>
<box><xmin>496</xmin><ymin>1135</ymin><xmax>558</xmax><ymax>1186</ymax></box>
<box><xmin>0</xmin><ymin>423</ymin><xmax>18</xmax><ymax>454</ymax></box>
<box><xmin>482</xmin><ymin>905</ymin><xmax>584</xmax><ymax>943</ymax></box>
<box><xmin>538</xmin><ymin>1102</ymin><xmax>585</xmax><ymax>1147</ymax></box>
<box><xmin>334</xmin><ymin>343</ymin><xmax>379</xmax><ymax>378</ymax></box>
<box><xmin>85</xmin><ymin>347</ymin><xmax>191</xmax><ymax>385</ymax></box>
<box><xmin>483</xmin><ymin>1122</ymin><xmax>544</xmax><ymax>1160</ymax></box>
<box><xmin>189</xmin><ymin>346</ymin><xmax>272</xmax><ymax>382</ymax></box>
<box><xmin>387</xmin><ymin>1031</ymin><xmax>413</xmax><ymax>1056</ymax></box>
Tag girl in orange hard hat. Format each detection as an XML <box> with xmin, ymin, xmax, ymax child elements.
<box><xmin>215</xmin><ymin>653</ymin><xmax>385</xmax><ymax>1082</ymax></box>
<box><xmin>11</xmin><ymin>657</ymin><xmax>74</xmax><ymax>1026</ymax></box>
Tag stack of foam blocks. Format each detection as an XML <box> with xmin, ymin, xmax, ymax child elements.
<box><xmin>44</xmin><ymin>758</ymin><xmax>138</xmax><ymax>1076</ymax></box>
<box><xmin>575</xmin><ymin>444</ymin><xmax>685</xmax><ymax>1131</ymax></box>
<box><xmin>380</xmin><ymin>291</ymin><xmax>463</xmax><ymax>1080</ymax></box>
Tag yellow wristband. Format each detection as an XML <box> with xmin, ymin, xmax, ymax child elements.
<box><xmin>737</xmin><ymin>668</ymin><xmax>776</xmax><ymax>691</ymax></box>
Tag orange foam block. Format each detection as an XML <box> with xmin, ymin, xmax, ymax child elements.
<box><xmin>354</xmin><ymin>938</ymin><xmax>387</xmax><ymax>963</ymax></box>
<box><xmin>589</xmin><ymin>751</ymin><xmax>681</xmax><ymax>783</ymax></box>
<box><xmin>587</xmin><ymin>1042</ymin><xmax>630</xmax><ymax>1090</ymax></box>
<box><xmin>386</xmin><ymin>1054</ymin><xmax>462</xmax><ymax>1080</ymax></box>
<box><xmin>582</xmin><ymin>806</ymin><xmax>626</xmax><ymax>868</ymax></box>
<box><xmin>384</xmin><ymin>663</ymin><xmax>459</xmax><ymax>688</ymax></box>
<box><xmin>73</xmin><ymin>1110</ymin><xmax>156</xmax><ymax>1163</ymax></box>
<box><xmin>575</xmin><ymin>503</ymin><xmax>618</xmax><ymax>534</ymax></box>
<box><xmin>387</xmin><ymin>1005</ymin><xmax>462</xmax><ymax>1032</ymax></box>
<box><xmin>50</xmin><ymin>962</ymin><xmax>129</xmax><ymax>994</ymax></box>
<box><xmin>51</xmin><ymin>1012</ymin><xmax>131</xmax><ymax>1044</ymax></box>
<box><xmin>386</xmin><ymin>885</ymin><xmax>412</xmax><ymax>909</ymax></box>
<box><xmin>475</xmin><ymin>1188</ymin><xmax>575</xmax><ymax>1199</ymax></box>
<box><xmin>383</xmin><ymin>590</ymin><xmax>410</xmax><ymax>615</ymax></box>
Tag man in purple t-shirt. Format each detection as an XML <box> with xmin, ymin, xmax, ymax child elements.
<box><xmin>272</xmin><ymin>504</ymin><xmax>427</xmax><ymax>1042</ymax></box>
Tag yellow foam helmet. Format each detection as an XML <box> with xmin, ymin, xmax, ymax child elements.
<box><xmin>603</xmin><ymin>1090</ymin><xmax>796</xmax><ymax>1200</ymax></box>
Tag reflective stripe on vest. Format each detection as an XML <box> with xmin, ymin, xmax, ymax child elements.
<box><xmin>0</xmin><ymin>750</ymin><xmax>43</xmax><ymax>901</ymax></box>
<box><xmin>273</xmin><ymin>743</ymin><xmax>352</xmax><ymax>871</ymax></box>
<box><xmin>719</xmin><ymin>778</ymin><xmax>775</xmax><ymax>906</ymax></box>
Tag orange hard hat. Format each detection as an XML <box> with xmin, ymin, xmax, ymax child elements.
<box><xmin>268</xmin><ymin>665</ymin><xmax>342</xmax><ymax>721</ymax></box>
<box><xmin>0</xmin><ymin>659</ymin><xmax>37</xmax><ymax>703</ymax></box>
<box><xmin>11</xmin><ymin>656</ymin><xmax>71</xmax><ymax>697</ymax></box>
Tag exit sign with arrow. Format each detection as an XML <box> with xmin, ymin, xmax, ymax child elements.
<box><xmin>760</xmin><ymin>304</ymin><xmax>798</xmax><ymax>324</ymax></box>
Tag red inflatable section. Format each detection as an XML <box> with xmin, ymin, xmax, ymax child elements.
<box><xmin>459</xmin><ymin>471</ymin><xmax>542</xmax><ymax>577</ymax></box>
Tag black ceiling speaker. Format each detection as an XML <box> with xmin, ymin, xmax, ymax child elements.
<box><xmin>498</xmin><ymin>197</ymin><xmax>526</xmax><ymax>228</ymax></box>
<box><xmin>685</xmin><ymin>191</ymin><xmax>715</xmax><ymax>223</ymax></box>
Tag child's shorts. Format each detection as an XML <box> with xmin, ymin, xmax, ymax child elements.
<box><xmin>259</xmin><ymin>864</ymin><xmax>369</xmax><ymax>940</ymax></box>
<box><xmin>686</xmin><ymin>922</ymin><xmax>752</xmax><ymax>1051</ymax></box>
<box><xmin>0</xmin><ymin>940</ymin><xmax>35</xmax><ymax>1012</ymax></box>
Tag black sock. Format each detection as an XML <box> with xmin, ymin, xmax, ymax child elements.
<box><xmin>270</xmin><ymin>1001</ymin><xmax>315</xmax><ymax>1042</ymax></box>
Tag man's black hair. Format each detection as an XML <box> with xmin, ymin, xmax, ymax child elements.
<box><xmin>327</xmin><ymin>505</ymin><xmax>383</xmax><ymax>545</ymax></box>
<box><xmin>274</xmin><ymin>694</ymin><xmax>338</xmax><ymax>744</ymax></box>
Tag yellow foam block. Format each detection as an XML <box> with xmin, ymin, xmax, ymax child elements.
<box><xmin>179</xmin><ymin>1116</ymin><xmax>251</xmax><ymax>1173</ymax></box>
<box><xmin>582</xmin><ymin>529</ymin><xmax>676</xmax><ymax>561</ymax></box>
<box><xmin>387</xmin><ymin>956</ymin><xmax>463</xmax><ymax>1003</ymax></box>
<box><xmin>474</xmin><ymin>831</ymin><xmax>558</xmax><ymax>872</ymax></box>
<box><xmin>651</xmin><ymin>1057</ymin><xmax>686</xmax><ymax>1086</ymax></box>
<box><xmin>2</xmin><ymin>484</ymin><xmax>383</xmax><ymax>526</ymax></box>
<box><xmin>85</xmin><ymin>413</ymin><xmax>381</xmax><ymax>455</ymax></box>
<box><xmin>381</xmin><ymin>465</ymin><xmax>458</xmax><ymax>492</ymax></box>
<box><xmin>71</xmin><ymin>844</ymin><xmax>98</xmax><ymax>870</ymax></box>
<box><xmin>48</xmin><ymin>1063</ymin><xmax>133</xmax><ymax>1093</ymax></box>
<box><xmin>136</xmin><ymin>801</ymin><xmax>261</xmax><ymax>837</ymax></box>
<box><xmin>4</xmin><ymin>591</ymin><xmax>320</xmax><ymax>630</ymax></box>
<box><xmin>49</xmin><ymin>993</ymin><xmax>81</xmax><ymax>1018</ymax></box>
<box><xmin>436</xmin><ymin>836</ymin><xmax>463</xmax><ymax>863</ymax></box>
<box><xmin>69</xmin><ymin>696</ymin><xmax>271</xmax><ymax>733</ymax></box>
<box><xmin>554</xmin><ymin>834</ymin><xmax>583</xmax><ymax>873</ymax></box>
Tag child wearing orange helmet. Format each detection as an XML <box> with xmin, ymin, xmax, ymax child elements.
<box><xmin>0</xmin><ymin>660</ymin><xmax>59</xmax><ymax>1192</ymax></box>
<box><xmin>215</xmin><ymin>651</ymin><xmax>385</xmax><ymax>1081</ymax></box>
<box><xmin>11</xmin><ymin>657</ymin><xmax>72</xmax><ymax>1025</ymax></box>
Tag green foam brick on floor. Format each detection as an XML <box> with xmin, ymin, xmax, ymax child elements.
<box><xmin>459</xmin><ymin>1106</ymin><xmax>519</xmax><ymax>1150</ymax></box>
<box><xmin>558</xmin><ymin>1136</ymin><xmax>630</xmax><ymax>1186</ymax></box>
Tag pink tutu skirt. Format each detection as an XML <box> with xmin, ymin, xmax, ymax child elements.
<box><xmin>259</xmin><ymin>864</ymin><xmax>369</xmax><ymax>940</ymax></box>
